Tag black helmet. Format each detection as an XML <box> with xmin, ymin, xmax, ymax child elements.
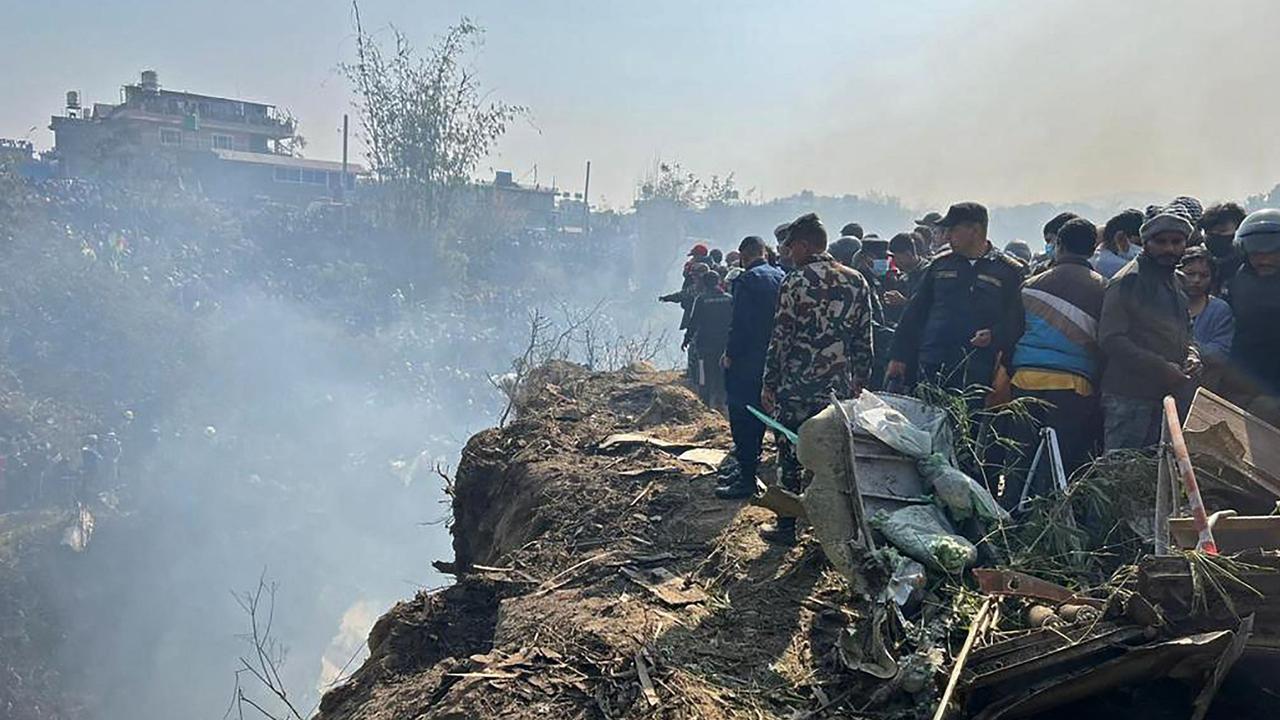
<box><xmin>1236</xmin><ymin>209</ymin><xmax>1280</xmax><ymax>253</ymax></box>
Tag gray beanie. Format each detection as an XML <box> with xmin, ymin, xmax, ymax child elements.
<box><xmin>1170</xmin><ymin>195</ymin><xmax>1204</xmax><ymax>226</ymax></box>
<box><xmin>1140</xmin><ymin>198</ymin><xmax>1198</xmax><ymax>242</ymax></box>
<box><xmin>1140</xmin><ymin>211</ymin><xmax>1194</xmax><ymax>243</ymax></box>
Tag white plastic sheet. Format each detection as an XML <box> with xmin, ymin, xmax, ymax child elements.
<box><xmin>847</xmin><ymin>391</ymin><xmax>934</xmax><ymax>459</ymax></box>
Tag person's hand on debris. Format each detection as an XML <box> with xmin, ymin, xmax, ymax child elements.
<box><xmin>886</xmin><ymin>360</ymin><xmax>907</xmax><ymax>381</ymax></box>
<box><xmin>969</xmin><ymin>328</ymin><xmax>993</xmax><ymax>348</ymax></box>
<box><xmin>851</xmin><ymin>380</ymin><xmax>864</xmax><ymax>399</ymax></box>
<box><xmin>1183</xmin><ymin>354</ymin><xmax>1203</xmax><ymax>379</ymax></box>
<box><xmin>883</xmin><ymin>290</ymin><xmax>908</xmax><ymax>306</ymax></box>
<box><xmin>761</xmin><ymin>387</ymin><xmax>776</xmax><ymax>414</ymax></box>
<box><xmin>720</xmin><ymin>353</ymin><xmax>731</xmax><ymax>369</ymax></box>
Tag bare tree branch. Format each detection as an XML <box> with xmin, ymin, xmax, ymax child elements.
<box><xmin>227</xmin><ymin>572</ymin><xmax>305</xmax><ymax>720</ymax></box>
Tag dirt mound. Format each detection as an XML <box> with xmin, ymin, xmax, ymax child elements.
<box><xmin>317</xmin><ymin>365</ymin><xmax>874</xmax><ymax>720</ymax></box>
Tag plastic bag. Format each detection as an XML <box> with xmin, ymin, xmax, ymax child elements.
<box><xmin>848</xmin><ymin>392</ymin><xmax>933</xmax><ymax>458</ymax></box>
<box><xmin>917</xmin><ymin>453</ymin><xmax>1009</xmax><ymax>522</ymax></box>
<box><xmin>869</xmin><ymin>505</ymin><xmax>977</xmax><ymax>575</ymax></box>
<box><xmin>885</xmin><ymin>554</ymin><xmax>927</xmax><ymax>606</ymax></box>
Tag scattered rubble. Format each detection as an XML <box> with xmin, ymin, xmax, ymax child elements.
<box><xmin>319</xmin><ymin>368</ymin><xmax>1280</xmax><ymax>719</ymax></box>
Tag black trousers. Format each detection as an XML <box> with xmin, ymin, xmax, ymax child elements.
<box><xmin>1004</xmin><ymin>387</ymin><xmax>1101</xmax><ymax>509</ymax></box>
<box><xmin>727</xmin><ymin>401</ymin><xmax>765</xmax><ymax>482</ymax></box>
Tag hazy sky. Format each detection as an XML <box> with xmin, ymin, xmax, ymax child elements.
<box><xmin>4</xmin><ymin>0</ymin><xmax>1279</xmax><ymax>209</ymax></box>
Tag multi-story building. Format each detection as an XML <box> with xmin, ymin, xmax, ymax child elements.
<box><xmin>49</xmin><ymin>70</ymin><xmax>360</xmax><ymax>203</ymax></box>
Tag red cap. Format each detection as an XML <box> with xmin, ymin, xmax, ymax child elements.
<box><xmin>687</xmin><ymin>243</ymin><xmax>709</xmax><ymax>257</ymax></box>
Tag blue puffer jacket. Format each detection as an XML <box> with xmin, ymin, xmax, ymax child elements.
<box><xmin>1010</xmin><ymin>257</ymin><xmax>1108</xmax><ymax>382</ymax></box>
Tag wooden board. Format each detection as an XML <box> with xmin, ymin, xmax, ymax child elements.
<box><xmin>620</xmin><ymin>565</ymin><xmax>708</xmax><ymax>607</ymax></box>
<box><xmin>1183</xmin><ymin>388</ymin><xmax>1280</xmax><ymax>498</ymax></box>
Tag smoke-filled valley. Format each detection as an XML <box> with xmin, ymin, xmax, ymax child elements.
<box><xmin>5</xmin><ymin>4</ymin><xmax>1280</xmax><ymax>719</ymax></box>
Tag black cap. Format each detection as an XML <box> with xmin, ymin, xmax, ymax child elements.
<box><xmin>840</xmin><ymin>222</ymin><xmax>864</xmax><ymax>239</ymax></box>
<box><xmin>784</xmin><ymin>212</ymin><xmax>824</xmax><ymax>245</ymax></box>
<box><xmin>936</xmin><ymin>202</ymin><xmax>988</xmax><ymax>228</ymax></box>
<box><xmin>860</xmin><ymin>237</ymin><xmax>890</xmax><ymax>256</ymax></box>
<box><xmin>915</xmin><ymin>211</ymin><xmax>943</xmax><ymax>226</ymax></box>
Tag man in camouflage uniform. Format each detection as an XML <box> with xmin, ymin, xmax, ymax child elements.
<box><xmin>760</xmin><ymin>213</ymin><xmax>875</xmax><ymax>545</ymax></box>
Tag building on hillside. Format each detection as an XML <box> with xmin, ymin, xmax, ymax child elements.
<box><xmin>467</xmin><ymin>170</ymin><xmax>558</xmax><ymax>230</ymax></box>
<box><xmin>48</xmin><ymin>70</ymin><xmax>361</xmax><ymax>203</ymax></box>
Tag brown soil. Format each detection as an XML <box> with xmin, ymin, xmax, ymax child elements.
<box><xmin>316</xmin><ymin>362</ymin><xmax>878</xmax><ymax>720</ymax></box>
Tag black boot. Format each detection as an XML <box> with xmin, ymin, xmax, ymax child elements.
<box><xmin>714</xmin><ymin>479</ymin><xmax>754</xmax><ymax>500</ymax></box>
<box><xmin>715</xmin><ymin>465</ymin><xmax>740</xmax><ymax>483</ymax></box>
<box><xmin>758</xmin><ymin>518</ymin><xmax>797</xmax><ymax>546</ymax></box>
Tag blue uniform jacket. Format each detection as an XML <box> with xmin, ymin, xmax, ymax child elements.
<box><xmin>724</xmin><ymin>258</ymin><xmax>785</xmax><ymax>404</ymax></box>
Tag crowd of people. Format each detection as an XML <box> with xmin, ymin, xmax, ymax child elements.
<box><xmin>660</xmin><ymin>198</ymin><xmax>1280</xmax><ymax>545</ymax></box>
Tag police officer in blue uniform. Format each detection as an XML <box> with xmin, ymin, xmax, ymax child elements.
<box><xmin>886</xmin><ymin>202</ymin><xmax>1026</xmax><ymax>393</ymax></box>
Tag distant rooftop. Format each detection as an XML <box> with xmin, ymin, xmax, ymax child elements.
<box><xmin>212</xmin><ymin>148</ymin><xmax>364</xmax><ymax>174</ymax></box>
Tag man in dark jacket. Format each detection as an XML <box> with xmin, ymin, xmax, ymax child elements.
<box><xmin>1007</xmin><ymin>218</ymin><xmax>1108</xmax><ymax>504</ymax></box>
<box><xmin>1225</xmin><ymin>209</ymin><xmax>1280</xmax><ymax>425</ymax></box>
<box><xmin>715</xmin><ymin>235</ymin><xmax>785</xmax><ymax>499</ymax></box>
<box><xmin>1098</xmin><ymin>203</ymin><xmax>1202</xmax><ymax>451</ymax></box>
<box><xmin>886</xmin><ymin>202</ymin><xmax>1026</xmax><ymax>393</ymax></box>
<box><xmin>685</xmin><ymin>271</ymin><xmax>733</xmax><ymax>409</ymax></box>
<box><xmin>660</xmin><ymin>261</ymin><xmax>712</xmax><ymax>380</ymax></box>
<box><xmin>883</xmin><ymin>232</ymin><xmax>929</xmax><ymax>325</ymax></box>
<box><xmin>1199</xmin><ymin>202</ymin><xmax>1248</xmax><ymax>293</ymax></box>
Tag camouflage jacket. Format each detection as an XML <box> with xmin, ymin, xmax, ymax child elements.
<box><xmin>764</xmin><ymin>252</ymin><xmax>874</xmax><ymax>403</ymax></box>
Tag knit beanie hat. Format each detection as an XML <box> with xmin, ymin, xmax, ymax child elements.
<box><xmin>1170</xmin><ymin>196</ymin><xmax>1204</xmax><ymax>227</ymax></box>
<box><xmin>1140</xmin><ymin>198</ymin><xmax>1198</xmax><ymax>243</ymax></box>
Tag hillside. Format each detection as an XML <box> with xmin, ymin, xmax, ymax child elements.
<box><xmin>316</xmin><ymin>363</ymin><xmax>882</xmax><ymax>719</ymax></box>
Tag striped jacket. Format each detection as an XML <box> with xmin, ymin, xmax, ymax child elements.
<box><xmin>1010</xmin><ymin>256</ymin><xmax>1107</xmax><ymax>382</ymax></box>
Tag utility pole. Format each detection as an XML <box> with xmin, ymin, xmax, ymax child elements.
<box><xmin>341</xmin><ymin>114</ymin><xmax>350</xmax><ymax>235</ymax></box>
<box><xmin>582</xmin><ymin>160</ymin><xmax>591</xmax><ymax>234</ymax></box>
<box><xmin>341</xmin><ymin>114</ymin><xmax>349</xmax><ymax>197</ymax></box>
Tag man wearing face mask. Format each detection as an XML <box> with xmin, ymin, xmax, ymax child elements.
<box><xmin>886</xmin><ymin>202</ymin><xmax>1026</xmax><ymax>392</ymax></box>
<box><xmin>1097</xmin><ymin>202</ymin><xmax>1202</xmax><ymax>451</ymax></box>
<box><xmin>851</xmin><ymin>236</ymin><xmax>891</xmax><ymax>324</ymax></box>
<box><xmin>1198</xmin><ymin>202</ymin><xmax>1248</xmax><ymax>294</ymax></box>
<box><xmin>1225</xmin><ymin>209</ymin><xmax>1280</xmax><ymax>425</ymax></box>
<box><xmin>1029</xmin><ymin>212</ymin><xmax>1079</xmax><ymax>276</ymax></box>
<box><xmin>1092</xmin><ymin>209</ymin><xmax>1144</xmax><ymax>279</ymax></box>
<box><xmin>851</xmin><ymin>236</ymin><xmax>894</xmax><ymax>387</ymax></box>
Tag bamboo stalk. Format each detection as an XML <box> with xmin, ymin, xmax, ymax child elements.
<box><xmin>933</xmin><ymin>597</ymin><xmax>993</xmax><ymax>720</ymax></box>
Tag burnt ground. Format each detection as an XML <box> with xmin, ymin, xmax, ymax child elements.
<box><xmin>316</xmin><ymin>362</ymin><xmax>887</xmax><ymax>720</ymax></box>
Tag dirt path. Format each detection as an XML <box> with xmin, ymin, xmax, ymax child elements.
<box><xmin>317</xmin><ymin>363</ymin><xmax>870</xmax><ymax>720</ymax></box>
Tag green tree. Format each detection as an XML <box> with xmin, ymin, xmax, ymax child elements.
<box><xmin>343</xmin><ymin>5</ymin><xmax>524</xmax><ymax>252</ymax></box>
<box><xmin>638</xmin><ymin>161</ymin><xmax>738</xmax><ymax>209</ymax></box>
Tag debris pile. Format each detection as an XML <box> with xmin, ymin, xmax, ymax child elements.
<box><xmin>317</xmin><ymin>368</ymin><xmax>1280</xmax><ymax>719</ymax></box>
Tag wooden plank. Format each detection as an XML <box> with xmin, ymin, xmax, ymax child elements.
<box><xmin>635</xmin><ymin>650</ymin><xmax>660</xmax><ymax>707</ymax></box>
<box><xmin>1183</xmin><ymin>388</ymin><xmax>1280</xmax><ymax>498</ymax></box>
